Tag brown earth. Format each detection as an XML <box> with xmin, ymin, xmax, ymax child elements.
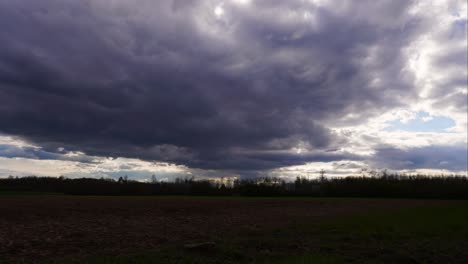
<box><xmin>0</xmin><ymin>196</ymin><xmax>453</xmax><ymax>263</ymax></box>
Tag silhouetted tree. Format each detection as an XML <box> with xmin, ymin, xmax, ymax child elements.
<box><xmin>1</xmin><ymin>172</ymin><xmax>467</xmax><ymax>199</ymax></box>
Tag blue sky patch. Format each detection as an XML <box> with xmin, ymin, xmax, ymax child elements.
<box><xmin>386</xmin><ymin>112</ymin><xmax>455</xmax><ymax>132</ymax></box>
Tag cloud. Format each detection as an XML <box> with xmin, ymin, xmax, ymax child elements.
<box><xmin>0</xmin><ymin>143</ymin><xmax>97</xmax><ymax>163</ymax></box>
<box><xmin>0</xmin><ymin>0</ymin><xmax>466</xmax><ymax>175</ymax></box>
<box><xmin>372</xmin><ymin>145</ymin><xmax>468</xmax><ymax>171</ymax></box>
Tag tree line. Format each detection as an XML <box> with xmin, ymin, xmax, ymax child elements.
<box><xmin>0</xmin><ymin>173</ymin><xmax>467</xmax><ymax>199</ymax></box>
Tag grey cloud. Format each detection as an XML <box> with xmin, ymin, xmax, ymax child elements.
<box><xmin>0</xmin><ymin>0</ymin><xmax>463</xmax><ymax>173</ymax></box>
<box><xmin>372</xmin><ymin>145</ymin><xmax>468</xmax><ymax>171</ymax></box>
<box><xmin>0</xmin><ymin>144</ymin><xmax>97</xmax><ymax>163</ymax></box>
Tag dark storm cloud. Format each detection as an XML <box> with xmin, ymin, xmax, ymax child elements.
<box><xmin>0</xmin><ymin>0</ymin><xmax>441</xmax><ymax>171</ymax></box>
<box><xmin>184</xmin><ymin>150</ymin><xmax>362</xmax><ymax>171</ymax></box>
<box><xmin>0</xmin><ymin>144</ymin><xmax>97</xmax><ymax>163</ymax></box>
<box><xmin>372</xmin><ymin>145</ymin><xmax>468</xmax><ymax>172</ymax></box>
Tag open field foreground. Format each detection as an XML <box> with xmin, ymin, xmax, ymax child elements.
<box><xmin>0</xmin><ymin>195</ymin><xmax>467</xmax><ymax>264</ymax></box>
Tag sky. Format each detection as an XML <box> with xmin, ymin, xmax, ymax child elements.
<box><xmin>0</xmin><ymin>0</ymin><xmax>466</xmax><ymax>181</ymax></box>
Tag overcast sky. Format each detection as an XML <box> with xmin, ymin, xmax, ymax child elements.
<box><xmin>0</xmin><ymin>0</ymin><xmax>466</xmax><ymax>180</ymax></box>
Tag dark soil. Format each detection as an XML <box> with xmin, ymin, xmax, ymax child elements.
<box><xmin>0</xmin><ymin>196</ymin><xmax>453</xmax><ymax>263</ymax></box>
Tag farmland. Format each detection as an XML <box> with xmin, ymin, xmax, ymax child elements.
<box><xmin>1</xmin><ymin>195</ymin><xmax>467</xmax><ymax>264</ymax></box>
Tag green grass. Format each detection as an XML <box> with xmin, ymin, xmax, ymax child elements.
<box><xmin>303</xmin><ymin>203</ymin><xmax>468</xmax><ymax>263</ymax></box>
<box><xmin>49</xmin><ymin>201</ymin><xmax>467</xmax><ymax>264</ymax></box>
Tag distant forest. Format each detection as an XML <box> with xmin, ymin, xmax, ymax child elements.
<box><xmin>1</xmin><ymin>173</ymin><xmax>467</xmax><ymax>199</ymax></box>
